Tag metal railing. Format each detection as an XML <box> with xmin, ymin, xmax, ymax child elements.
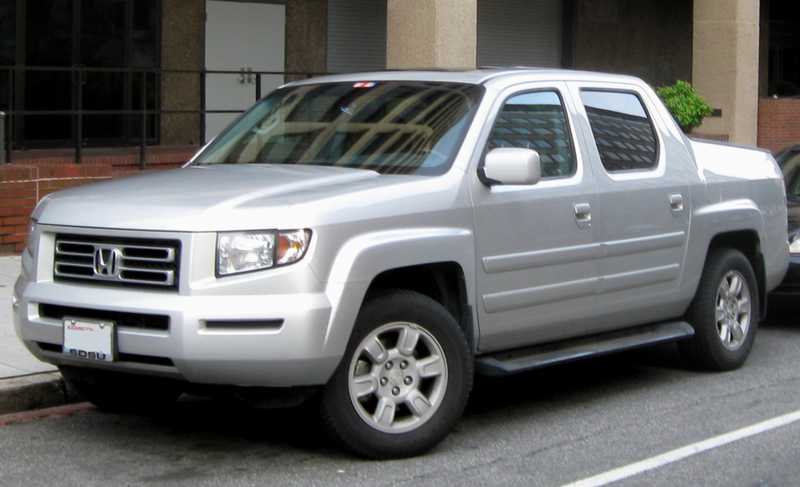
<box><xmin>0</xmin><ymin>66</ymin><xmax>324</xmax><ymax>168</ymax></box>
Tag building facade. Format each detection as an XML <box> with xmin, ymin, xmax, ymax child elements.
<box><xmin>0</xmin><ymin>0</ymin><xmax>798</xmax><ymax>155</ymax></box>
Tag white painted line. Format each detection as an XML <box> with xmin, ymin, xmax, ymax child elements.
<box><xmin>561</xmin><ymin>408</ymin><xmax>800</xmax><ymax>487</ymax></box>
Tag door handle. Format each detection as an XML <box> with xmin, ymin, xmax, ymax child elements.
<box><xmin>239</xmin><ymin>67</ymin><xmax>254</xmax><ymax>84</ymax></box>
<box><xmin>574</xmin><ymin>203</ymin><xmax>592</xmax><ymax>229</ymax></box>
<box><xmin>669</xmin><ymin>193</ymin><xmax>684</xmax><ymax>216</ymax></box>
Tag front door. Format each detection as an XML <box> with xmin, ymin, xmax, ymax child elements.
<box><xmin>471</xmin><ymin>83</ymin><xmax>599</xmax><ymax>352</ymax></box>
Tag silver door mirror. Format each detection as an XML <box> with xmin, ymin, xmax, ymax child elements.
<box><xmin>481</xmin><ymin>148</ymin><xmax>541</xmax><ymax>186</ymax></box>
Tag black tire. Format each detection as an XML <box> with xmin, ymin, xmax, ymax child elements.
<box><xmin>679</xmin><ymin>248</ymin><xmax>759</xmax><ymax>371</ymax></box>
<box><xmin>319</xmin><ymin>289</ymin><xmax>473</xmax><ymax>459</ymax></box>
<box><xmin>59</xmin><ymin>366</ymin><xmax>182</xmax><ymax>413</ymax></box>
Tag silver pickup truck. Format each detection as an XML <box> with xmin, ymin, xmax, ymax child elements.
<box><xmin>13</xmin><ymin>69</ymin><xmax>789</xmax><ymax>458</ymax></box>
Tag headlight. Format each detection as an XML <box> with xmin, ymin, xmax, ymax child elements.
<box><xmin>217</xmin><ymin>229</ymin><xmax>311</xmax><ymax>276</ymax></box>
<box><xmin>790</xmin><ymin>235</ymin><xmax>800</xmax><ymax>254</ymax></box>
<box><xmin>26</xmin><ymin>219</ymin><xmax>40</xmax><ymax>260</ymax></box>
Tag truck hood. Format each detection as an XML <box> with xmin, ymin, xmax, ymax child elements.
<box><xmin>32</xmin><ymin>164</ymin><xmax>401</xmax><ymax>231</ymax></box>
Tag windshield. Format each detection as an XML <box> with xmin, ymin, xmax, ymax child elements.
<box><xmin>193</xmin><ymin>81</ymin><xmax>484</xmax><ymax>176</ymax></box>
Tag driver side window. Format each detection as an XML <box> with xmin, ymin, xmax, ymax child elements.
<box><xmin>487</xmin><ymin>90</ymin><xmax>576</xmax><ymax>178</ymax></box>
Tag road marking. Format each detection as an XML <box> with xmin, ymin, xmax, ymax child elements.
<box><xmin>561</xmin><ymin>408</ymin><xmax>800</xmax><ymax>487</ymax></box>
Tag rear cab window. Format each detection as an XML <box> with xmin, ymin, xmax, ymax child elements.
<box><xmin>579</xmin><ymin>89</ymin><xmax>659</xmax><ymax>174</ymax></box>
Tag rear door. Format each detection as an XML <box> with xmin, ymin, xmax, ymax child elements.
<box><xmin>470</xmin><ymin>83</ymin><xmax>600</xmax><ymax>352</ymax></box>
<box><xmin>567</xmin><ymin>83</ymin><xmax>691</xmax><ymax>332</ymax></box>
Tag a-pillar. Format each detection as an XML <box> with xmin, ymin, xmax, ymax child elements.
<box><xmin>386</xmin><ymin>0</ymin><xmax>477</xmax><ymax>70</ymax></box>
<box><xmin>692</xmin><ymin>0</ymin><xmax>760</xmax><ymax>145</ymax></box>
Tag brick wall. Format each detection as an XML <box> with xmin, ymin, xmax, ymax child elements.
<box><xmin>0</xmin><ymin>164</ymin><xmax>111</xmax><ymax>254</ymax></box>
<box><xmin>758</xmin><ymin>98</ymin><xmax>800</xmax><ymax>155</ymax></box>
<box><xmin>0</xmin><ymin>146</ymin><xmax>197</xmax><ymax>254</ymax></box>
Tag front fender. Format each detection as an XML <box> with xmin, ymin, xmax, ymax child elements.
<box><xmin>317</xmin><ymin>227</ymin><xmax>476</xmax><ymax>369</ymax></box>
<box><xmin>327</xmin><ymin>227</ymin><xmax>474</xmax><ymax>284</ymax></box>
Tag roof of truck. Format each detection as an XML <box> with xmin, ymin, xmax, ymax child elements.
<box><xmin>285</xmin><ymin>67</ymin><xmax>644</xmax><ymax>88</ymax></box>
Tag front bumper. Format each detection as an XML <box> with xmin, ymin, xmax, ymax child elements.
<box><xmin>14</xmin><ymin>277</ymin><xmax>345</xmax><ymax>387</ymax></box>
<box><xmin>13</xmin><ymin>226</ymin><xmax>365</xmax><ymax>388</ymax></box>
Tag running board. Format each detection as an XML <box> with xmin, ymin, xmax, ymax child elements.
<box><xmin>475</xmin><ymin>321</ymin><xmax>694</xmax><ymax>377</ymax></box>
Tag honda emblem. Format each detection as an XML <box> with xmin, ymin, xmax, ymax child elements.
<box><xmin>94</xmin><ymin>247</ymin><xmax>122</xmax><ymax>277</ymax></box>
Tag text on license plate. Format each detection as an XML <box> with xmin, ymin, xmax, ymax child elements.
<box><xmin>62</xmin><ymin>317</ymin><xmax>115</xmax><ymax>362</ymax></box>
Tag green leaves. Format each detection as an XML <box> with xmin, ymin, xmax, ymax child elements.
<box><xmin>656</xmin><ymin>80</ymin><xmax>713</xmax><ymax>134</ymax></box>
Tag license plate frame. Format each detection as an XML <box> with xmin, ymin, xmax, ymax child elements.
<box><xmin>62</xmin><ymin>317</ymin><xmax>116</xmax><ymax>362</ymax></box>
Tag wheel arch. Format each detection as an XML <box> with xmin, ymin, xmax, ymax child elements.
<box><xmin>366</xmin><ymin>262</ymin><xmax>475</xmax><ymax>353</ymax></box>
<box><xmin>706</xmin><ymin>230</ymin><xmax>767</xmax><ymax>319</ymax></box>
<box><xmin>320</xmin><ymin>228</ymin><xmax>477</xmax><ymax>366</ymax></box>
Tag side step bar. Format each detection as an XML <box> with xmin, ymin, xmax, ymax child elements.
<box><xmin>475</xmin><ymin>321</ymin><xmax>694</xmax><ymax>377</ymax></box>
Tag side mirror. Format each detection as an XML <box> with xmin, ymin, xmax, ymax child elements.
<box><xmin>481</xmin><ymin>147</ymin><xmax>541</xmax><ymax>186</ymax></box>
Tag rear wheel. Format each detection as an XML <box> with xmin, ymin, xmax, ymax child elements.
<box><xmin>59</xmin><ymin>366</ymin><xmax>182</xmax><ymax>412</ymax></box>
<box><xmin>319</xmin><ymin>290</ymin><xmax>473</xmax><ymax>459</ymax></box>
<box><xmin>679</xmin><ymin>248</ymin><xmax>759</xmax><ymax>371</ymax></box>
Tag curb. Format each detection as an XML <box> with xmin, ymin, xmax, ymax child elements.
<box><xmin>0</xmin><ymin>372</ymin><xmax>83</xmax><ymax>415</ymax></box>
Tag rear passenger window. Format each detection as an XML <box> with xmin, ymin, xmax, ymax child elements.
<box><xmin>487</xmin><ymin>90</ymin><xmax>575</xmax><ymax>178</ymax></box>
<box><xmin>580</xmin><ymin>90</ymin><xmax>658</xmax><ymax>172</ymax></box>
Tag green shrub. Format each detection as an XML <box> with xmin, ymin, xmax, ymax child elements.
<box><xmin>655</xmin><ymin>80</ymin><xmax>713</xmax><ymax>133</ymax></box>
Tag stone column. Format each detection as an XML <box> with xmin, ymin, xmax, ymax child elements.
<box><xmin>692</xmin><ymin>0</ymin><xmax>760</xmax><ymax>145</ymax></box>
<box><xmin>386</xmin><ymin>0</ymin><xmax>477</xmax><ymax>70</ymax></box>
<box><xmin>285</xmin><ymin>0</ymin><xmax>327</xmax><ymax>82</ymax></box>
<box><xmin>160</xmin><ymin>0</ymin><xmax>205</xmax><ymax>146</ymax></box>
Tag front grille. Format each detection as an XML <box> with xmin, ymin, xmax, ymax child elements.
<box><xmin>54</xmin><ymin>234</ymin><xmax>180</xmax><ymax>291</ymax></box>
<box><xmin>39</xmin><ymin>303</ymin><xmax>170</xmax><ymax>331</ymax></box>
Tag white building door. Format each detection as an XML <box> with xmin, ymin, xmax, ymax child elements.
<box><xmin>205</xmin><ymin>1</ymin><xmax>285</xmax><ymax>141</ymax></box>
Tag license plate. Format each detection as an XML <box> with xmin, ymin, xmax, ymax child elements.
<box><xmin>63</xmin><ymin>317</ymin><xmax>115</xmax><ymax>362</ymax></box>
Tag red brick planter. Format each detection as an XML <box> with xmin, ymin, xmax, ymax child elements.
<box><xmin>0</xmin><ymin>146</ymin><xmax>198</xmax><ymax>254</ymax></box>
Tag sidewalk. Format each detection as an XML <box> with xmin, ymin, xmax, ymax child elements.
<box><xmin>0</xmin><ymin>255</ymin><xmax>79</xmax><ymax>414</ymax></box>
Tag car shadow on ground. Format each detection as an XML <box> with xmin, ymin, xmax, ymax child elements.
<box><xmin>70</xmin><ymin>302</ymin><xmax>797</xmax><ymax>460</ymax></box>
<box><xmin>106</xmin><ymin>349</ymin><xmax>684</xmax><ymax>459</ymax></box>
<box><xmin>763</xmin><ymin>295</ymin><xmax>799</xmax><ymax>330</ymax></box>
<box><xmin>465</xmin><ymin>342</ymin><xmax>689</xmax><ymax>415</ymax></box>
<box><xmin>466</xmin><ymin>297</ymin><xmax>798</xmax><ymax>418</ymax></box>
<box><xmin>98</xmin><ymin>394</ymin><xmax>345</xmax><ymax>458</ymax></box>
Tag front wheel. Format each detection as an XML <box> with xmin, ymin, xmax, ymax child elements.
<box><xmin>319</xmin><ymin>290</ymin><xmax>473</xmax><ymax>459</ymax></box>
<box><xmin>679</xmin><ymin>248</ymin><xmax>759</xmax><ymax>371</ymax></box>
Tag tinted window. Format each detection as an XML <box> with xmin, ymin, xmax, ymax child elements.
<box><xmin>194</xmin><ymin>81</ymin><xmax>484</xmax><ymax>176</ymax></box>
<box><xmin>487</xmin><ymin>90</ymin><xmax>575</xmax><ymax>178</ymax></box>
<box><xmin>580</xmin><ymin>90</ymin><xmax>658</xmax><ymax>172</ymax></box>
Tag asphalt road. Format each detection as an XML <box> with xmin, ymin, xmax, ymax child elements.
<box><xmin>1</xmin><ymin>300</ymin><xmax>798</xmax><ymax>487</ymax></box>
